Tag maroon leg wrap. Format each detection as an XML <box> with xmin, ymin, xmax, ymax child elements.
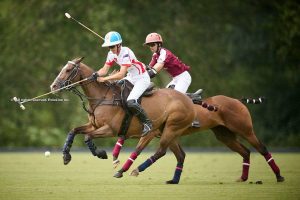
<box><xmin>112</xmin><ymin>137</ymin><xmax>125</xmax><ymax>159</ymax></box>
<box><xmin>122</xmin><ymin>151</ymin><xmax>138</xmax><ymax>172</ymax></box>
<box><xmin>241</xmin><ymin>158</ymin><xmax>250</xmax><ymax>181</ymax></box>
<box><xmin>264</xmin><ymin>153</ymin><xmax>280</xmax><ymax>175</ymax></box>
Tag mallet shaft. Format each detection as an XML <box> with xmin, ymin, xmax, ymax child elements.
<box><xmin>21</xmin><ymin>78</ymin><xmax>89</xmax><ymax>104</ymax></box>
<box><xmin>72</xmin><ymin>17</ymin><xmax>104</xmax><ymax>40</ymax></box>
<box><xmin>65</xmin><ymin>13</ymin><xmax>104</xmax><ymax>40</ymax></box>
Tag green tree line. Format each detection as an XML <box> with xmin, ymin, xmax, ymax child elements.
<box><xmin>0</xmin><ymin>0</ymin><xmax>299</xmax><ymax>148</ymax></box>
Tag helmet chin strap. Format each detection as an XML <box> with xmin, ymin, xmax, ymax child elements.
<box><xmin>156</xmin><ymin>43</ymin><xmax>162</xmax><ymax>53</ymax></box>
<box><xmin>116</xmin><ymin>44</ymin><xmax>122</xmax><ymax>55</ymax></box>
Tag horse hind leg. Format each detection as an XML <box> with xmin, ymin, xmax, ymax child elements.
<box><xmin>134</xmin><ymin>143</ymin><xmax>168</xmax><ymax>176</ymax></box>
<box><xmin>132</xmin><ymin>127</ymin><xmax>185</xmax><ymax>182</ymax></box>
<box><xmin>114</xmin><ymin>131</ymin><xmax>157</xmax><ymax>178</ymax></box>
<box><xmin>212</xmin><ymin>126</ymin><xmax>251</xmax><ymax>182</ymax></box>
<box><xmin>243</xmin><ymin>131</ymin><xmax>284</xmax><ymax>182</ymax></box>
<box><xmin>165</xmin><ymin>140</ymin><xmax>186</xmax><ymax>184</ymax></box>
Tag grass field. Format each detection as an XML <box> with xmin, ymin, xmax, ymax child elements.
<box><xmin>0</xmin><ymin>151</ymin><xmax>299</xmax><ymax>200</ymax></box>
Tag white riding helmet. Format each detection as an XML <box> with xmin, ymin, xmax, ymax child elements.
<box><xmin>102</xmin><ymin>31</ymin><xmax>122</xmax><ymax>47</ymax></box>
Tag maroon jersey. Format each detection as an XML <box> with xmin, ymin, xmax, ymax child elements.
<box><xmin>149</xmin><ymin>48</ymin><xmax>190</xmax><ymax>77</ymax></box>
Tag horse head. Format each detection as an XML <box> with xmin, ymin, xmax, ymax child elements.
<box><xmin>50</xmin><ymin>57</ymin><xmax>85</xmax><ymax>92</ymax></box>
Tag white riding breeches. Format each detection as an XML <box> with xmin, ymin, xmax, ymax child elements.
<box><xmin>125</xmin><ymin>72</ymin><xmax>151</xmax><ymax>101</ymax></box>
<box><xmin>166</xmin><ymin>71</ymin><xmax>191</xmax><ymax>93</ymax></box>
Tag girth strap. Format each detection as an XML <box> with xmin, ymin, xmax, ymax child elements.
<box><xmin>118</xmin><ymin>112</ymin><xmax>133</xmax><ymax>136</ymax></box>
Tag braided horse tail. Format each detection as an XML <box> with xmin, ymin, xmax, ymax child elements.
<box><xmin>194</xmin><ymin>100</ymin><xmax>218</xmax><ymax>112</ymax></box>
<box><xmin>194</xmin><ymin>97</ymin><xmax>265</xmax><ymax>111</ymax></box>
<box><xmin>240</xmin><ymin>97</ymin><xmax>265</xmax><ymax>104</ymax></box>
<box><xmin>195</xmin><ymin>96</ymin><xmax>265</xmax><ymax>111</ymax></box>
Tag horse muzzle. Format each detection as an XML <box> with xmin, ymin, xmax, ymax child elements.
<box><xmin>50</xmin><ymin>78</ymin><xmax>65</xmax><ymax>92</ymax></box>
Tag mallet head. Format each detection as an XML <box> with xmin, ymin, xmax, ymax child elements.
<box><xmin>65</xmin><ymin>13</ymin><xmax>71</xmax><ymax>19</ymax></box>
<box><xmin>20</xmin><ymin>104</ymin><xmax>26</xmax><ymax>110</ymax></box>
<box><xmin>13</xmin><ymin>96</ymin><xmax>26</xmax><ymax>110</ymax></box>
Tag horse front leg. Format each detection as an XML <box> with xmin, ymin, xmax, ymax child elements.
<box><xmin>113</xmin><ymin>131</ymin><xmax>158</xmax><ymax>178</ymax></box>
<box><xmin>84</xmin><ymin>135</ymin><xmax>108</xmax><ymax>159</ymax></box>
<box><xmin>84</xmin><ymin>123</ymin><xmax>115</xmax><ymax>159</ymax></box>
<box><xmin>112</xmin><ymin>136</ymin><xmax>126</xmax><ymax>168</ymax></box>
<box><xmin>62</xmin><ymin>122</ymin><xmax>95</xmax><ymax>165</ymax></box>
<box><xmin>62</xmin><ymin>131</ymin><xmax>75</xmax><ymax>165</ymax></box>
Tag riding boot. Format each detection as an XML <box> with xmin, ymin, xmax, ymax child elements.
<box><xmin>127</xmin><ymin>99</ymin><xmax>152</xmax><ymax>137</ymax></box>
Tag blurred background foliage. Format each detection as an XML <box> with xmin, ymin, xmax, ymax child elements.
<box><xmin>0</xmin><ymin>0</ymin><xmax>299</xmax><ymax>149</ymax></box>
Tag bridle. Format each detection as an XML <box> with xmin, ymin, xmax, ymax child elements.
<box><xmin>56</xmin><ymin>61</ymin><xmax>81</xmax><ymax>89</ymax></box>
<box><xmin>55</xmin><ymin>60</ymin><xmax>94</xmax><ymax>114</ymax></box>
<box><xmin>55</xmin><ymin>60</ymin><xmax>122</xmax><ymax>115</ymax></box>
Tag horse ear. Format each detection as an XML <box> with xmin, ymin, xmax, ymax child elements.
<box><xmin>76</xmin><ymin>57</ymin><xmax>85</xmax><ymax>63</ymax></box>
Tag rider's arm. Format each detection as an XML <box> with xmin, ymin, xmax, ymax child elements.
<box><xmin>100</xmin><ymin>65</ymin><xmax>127</xmax><ymax>82</ymax></box>
<box><xmin>97</xmin><ymin>64</ymin><xmax>110</xmax><ymax>76</ymax></box>
<box><xmin>147</xmin><ymin>62</ymin><xmax>164</xmax><ymax>78</ymax></box>
<box><xmin>152</xmin><ymin>62</ymin><xmax>164</xmax><ymax>73</ymax></box>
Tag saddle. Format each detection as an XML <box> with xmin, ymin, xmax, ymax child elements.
<box><xmin>116</xmin><ymin>80</ymin><xmax>155</xmax><ymax>137</ymax></box>
<box><xmin>118</xmin><ymin>80</ymin><xmax>155</xmax><ymax>102</ymax></box>
<box><xmin>168</xmin><ymin>84</ymin><xmax>203</xmax><ymax>103</ymax></box>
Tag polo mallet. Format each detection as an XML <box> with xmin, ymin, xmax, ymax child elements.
<box><xmin>12</xmin><ymin>77</ymin><xmax>90</xmax><ymax>110</ymax></box>
<box><xmin>64</xmin><ymin>13</ymin><xmax>104</xmax><ymax>41</ymax></box>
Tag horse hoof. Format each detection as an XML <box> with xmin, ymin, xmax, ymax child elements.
<box><xmin>63</xmin><ymin>153</ymin><xmax>71</xmax><ymax>165</ymax></box>
<box><xmin>166</xmin><ymin>180</ymin><xmax>179</xmax><ymax>184</ymax></box>
<box><xmin>130</xmin><ymin>169</ymin><xmax>139</xmax><ymax>177</ymax></box>
<box><xmin>113</xmin><ymin>171</ymin><xmax>123</xmax><ymax>178</ymax></box>
<box><xmin>112</xmin><ymin>159</ymin><xmax>120</xmax><ymax>169</ymax></box>
<box><xmin>96</xmin><ymin>150</ymin><xmax>108</xmax><ymax>159</ymax></box>
<box><xmin>236</xmin><ymin>177</ymin><xmax>247</xmax><ymax>182</ymax></box>
<box><xmin>277</xmin><ymin>176</ymin><xmax>285</xmax><ymax>182</ymax></box>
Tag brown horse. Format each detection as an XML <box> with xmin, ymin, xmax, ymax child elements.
<box><xmin>50</xmin><ymin>57</ymin><xmax>284</xmax><ymax>184</ymax></box>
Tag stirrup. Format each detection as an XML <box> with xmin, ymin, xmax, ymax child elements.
<box><xmin>191</xmin><ymin>121</ymin><xmax>200</xmax><ymax>128</ymax></box>
<box><xmin>141</xmin><ymin>123</ymin><xmax>152</xmax><ymax>137</ymax></box>
<box><xmin>194</xmin><ymin>89</ymin><xmax>203</xmax><ymax>96</ymax></box>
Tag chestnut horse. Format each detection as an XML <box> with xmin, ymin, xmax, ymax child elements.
<box><xmin>50</xmin><ymin>57</ymin><xmax>284</xmax><ymax>184</ymax></box>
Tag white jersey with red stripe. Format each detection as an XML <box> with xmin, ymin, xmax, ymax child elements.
<box><xmin>105</xmin><ymin>46</ymin><xmax>150</xmax><ymax>101</ymax></box>
<box><xmin>105</xmin><ymin>46</ymin><xmax>146</xmax><ymax>77</ymax></box>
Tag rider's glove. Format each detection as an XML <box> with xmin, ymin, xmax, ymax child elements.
<box><xmin>116</xmin><ymin>79</ymin><xmax>125</xmax><ymax>86</ymax></box>
<box><xmin>90</xmin><ymin>72</ymin><xmax>99</xmax><ymax>81</ymax></box>
<box><xmin>147</xmin><ymin>68</ymin><xmax>157</xmax><ymax>78</ymax></box>
<box><xmin>145</xmin><ymin>65</ymin><xmax>151</xmax><ymax>70</ymax></box>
